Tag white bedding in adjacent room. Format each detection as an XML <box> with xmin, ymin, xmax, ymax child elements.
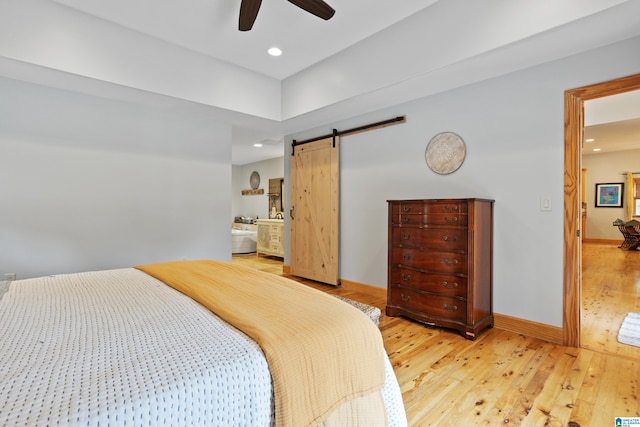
<box><xmin>0</xmin><ymin>268</ymin><xmax>406</xmax><ymax>426</ymax></box>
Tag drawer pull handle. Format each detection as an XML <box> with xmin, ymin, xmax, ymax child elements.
<box><xmin>444</xmin><ymin>205</ymin><xmax>459</xmax><ymax>212</ymax></box>
<box><xmin>443</xmin><ymin>258</ymin><xmax>458</xmax><ymax>266</ymax></box>
<box><xmin>442</xmin><ymin>235</ymin><xmax>458</xmax><ymax>242</ymax></box>
<box><xmin>402</xmin><ymin>206</ymin><xmax>411</xmax><ymax>212</ymax></box>
<box><xmin>402</xmin><ymin>254</ymin><xmax>412</xmax><ymax>261</ymax></box>
<box><xmin>401</xmin><ymin>293</ymin><xmax>410</xmax><ymax>302</ymax></box>
<box><xmin>401</xmin><ymin>273</ymin><xmax>412</xmax><ymax>281</ymax></box>
<box><xmin>442</xmin><ymin>281</ymin><xmax>458</xmax><ymax>289</ymax></box>
<box><xmin>444</xmin><ymin>216</ymin><xmax>458</xmax><ymax>223</ymax></box>
<box><xmin>402</xmin><ymin>234</ymin><xmax>411</xmax><ymax>240</ymax></box>
<box><xmin>402</xmin><ymin>216</ymin><xmax>411</xmax><ymax>223</ymax></box>
<box><xmin>443</xmin><ymin>304</ymin><xmax>458</xmax><ymax>312</ymax></box>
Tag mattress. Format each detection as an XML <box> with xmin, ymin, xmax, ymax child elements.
<box><xmin>0</xmin><ymin>268</ymin><xmax>407</xmax><ymax>426</ymax></box>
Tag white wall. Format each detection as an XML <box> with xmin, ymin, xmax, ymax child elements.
<box><xmin>284</xmin><ymin>36</ymin><xmax>640</xmax><ymax>328</ymax></box>
<box><xmin>0</xmin><ymin>0</ymin><xmax>281</xmax><ymax>120</ymax></box>
<box><xmin>583</xmin><ymin>149</ymin><xmax>640</xmax><ymax>239</ymax></box>
<box><xmin>281</xmin><ymin>0</ymin><xmax>639</xmax><ymax>121</ymax></box>
<box><xmin>0</xmin><ymin>77</ymin><xmax>232</xmax><ymax>279</ymax></box>
<box><xmin>232</xmin><ymin>157</ymin><xmax>285</xmax><ymax>222</ymax></box>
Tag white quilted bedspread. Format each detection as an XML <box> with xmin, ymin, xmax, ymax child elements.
<box><xmin>0</xmin><ymin>268</ymin><xmax>406</xmax><ymax>426</ymax></box>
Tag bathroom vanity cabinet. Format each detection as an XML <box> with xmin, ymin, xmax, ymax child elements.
<box><xmin>256</xmin><ymin>219</ymin><xmax>284</xmax><ymax>258</ymax></box>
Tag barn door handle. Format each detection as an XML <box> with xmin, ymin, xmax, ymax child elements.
<box><xmin>290</xmin><ymin>206</ymin><xmax>294</xmax><ymax>220</ymax></box>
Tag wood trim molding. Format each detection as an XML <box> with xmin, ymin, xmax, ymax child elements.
<box><xmin>582</xmin><ymin>238</ymin><xmax>622</xmax><ymax>245</ymax></box>
<box><xmin>564</xmin><ymin>89</ymin><xmax>582</xmax><ymax>348</ymax></box>
<box><xmin>336</xmin><ymin>279</ymin><xmax>564</xmax><ymax>344</ymax></box>
<box><xmin>339</xmin><ymin>279</ymin><xmax>386</xmax><ymax>296</ymax></box>
<box><xmin>494</xmin><ymin>313</ymin><xmax>563</xmax><ymax>344</ymax></box>
<box><xmin>564</xmin><ymin>73</ymin><xmax>640</xmax><ymax>348</ymax></box>
<box><xmin>340</xmin><ymin>280</ymin><xmax>564</xmax><ymax>344</ymax></box>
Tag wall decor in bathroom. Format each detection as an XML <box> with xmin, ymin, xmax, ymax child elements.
<box><xmin>249</xmin><ymin>171</ymin><xmax>261</xmax><ymax>189</ymax></box>
<box><xmin>242</xmin><ymin>171</ymin><xmax>264</xmax><ymax>195</ymax></box>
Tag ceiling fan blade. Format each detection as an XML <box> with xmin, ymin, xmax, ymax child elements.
<box><xmin>239</xmin><ymin>0</ymin><xmax>262</xmax><ymax>31</ymax></box>
<box><xmin>287</xmin><ymin>0</ymin><xmax>335</xmax><ymax>20</ymax></box>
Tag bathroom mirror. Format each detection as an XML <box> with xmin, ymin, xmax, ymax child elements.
<box><xmin>268</xmin><ymin>177</ymin><xmax>284</xmax><ymax>216</ymax></box>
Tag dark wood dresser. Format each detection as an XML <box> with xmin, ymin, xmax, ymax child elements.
<box><xmin>386</xmin><ymin>198</ymin><xmax>494</xmax><ymax>339</ymax></box>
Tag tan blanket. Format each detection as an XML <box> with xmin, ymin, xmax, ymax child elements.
<box><xmin>135</xmin><ymin>260</ymin><xmax>386</xmax><ymax>426</ymax></box>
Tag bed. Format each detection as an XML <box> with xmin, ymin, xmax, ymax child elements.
<box><xmin>0</xmin><ymin>260</ymin><xmax>407</xmax><ymax>426</ymax></box>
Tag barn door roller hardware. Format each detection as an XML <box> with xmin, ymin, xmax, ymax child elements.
<box><xmin>291</xmin><ymin>116</ymin><xmax>405</xmax><ymax>155</ymax></box>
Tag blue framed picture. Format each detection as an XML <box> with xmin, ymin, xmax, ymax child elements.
<box><xmin>595</xmin><ymin>182</ymin><xmax>623</xmax><ymax>207</ymax></box>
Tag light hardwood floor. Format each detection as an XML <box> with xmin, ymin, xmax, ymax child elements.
<box><xmin>233</xmin><ymin>244</ymin><xmax>640</xmax><ymax>426</ymax></box>
<box><xmin>581</xmin><ymin>242</ymin><xmax>640</xmax><ymax>360</ymax></box>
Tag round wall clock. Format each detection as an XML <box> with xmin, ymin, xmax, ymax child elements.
<box><xmin>425</xmin><ymin>132</ymin><xmax>466</xmax><ymax>175</ymax></box>
<box><xmin>249</xmin><ymin>171</ymin><xmax>260</xmax><ymax>189</ymax></box>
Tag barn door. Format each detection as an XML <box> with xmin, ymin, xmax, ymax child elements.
<box><xmin>290</xmin><ymin>136</ymin><xmax>340</xmax><ymax>285</ymax></box>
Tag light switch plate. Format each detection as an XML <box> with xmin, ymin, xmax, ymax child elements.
<box><xmin>540</xmin><ymin>196</ymin><xmax>552</xmax><ymax>211</ymax></box>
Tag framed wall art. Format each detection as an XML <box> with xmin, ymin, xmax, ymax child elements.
<box><xmin>595</xmin><ymin>182</ymin><xmax>624</xmax><ymax>208</ymax></box>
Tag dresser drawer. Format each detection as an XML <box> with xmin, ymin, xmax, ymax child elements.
<box><xmin>424</xmin><ymin>202</ymin><xmax>468</xmax><ymax>214</ymax></box>
<box><xmin>391</xmin><ymin>248</ymin><xmax>467</xmax><ymax>274</ymax></box>
<box><xmin>391</xmin><ymin>201</ymin><xmax>425</xmax><ymax>215</ymax></box>
<box><xmin>390</xmin><ymin>268</ymin><xmax>467</xmax><ymax>297</ymax></box>
<box><xmin>392</xmin><ymin>227</ymin><xmax>467</xmax><ymax>251</ymax></box>
<box><xmin>389</xmin><ymin>285</ymin><xmax>467</xmax><ymax>323</ymax></box>
<box><xmin>424</xmin><ymin>213</ymin><xmax>468</xmax><ymax>226</ymax></box>
<box><xmin>393</xmin><ymin>214</ymin><xmax>424</xmax><ymax>226</ymax></box>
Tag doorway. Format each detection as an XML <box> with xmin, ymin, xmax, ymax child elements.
<box><xmin>581</xmin><ymin>91</ymin><xmax>640</xmax><ymax>357</ymax></box>
<box><xmin>563</xmin><ymin>73</ymin><xmax>640</xmax><ymax>348</ymax></box>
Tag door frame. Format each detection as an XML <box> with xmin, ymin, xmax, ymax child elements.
<box><xmin>563</xmin><ymin>73</ymin><xmax>640</xmax><ymax>347</ymax></box>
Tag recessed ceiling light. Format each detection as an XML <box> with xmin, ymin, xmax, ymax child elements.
<box><xmin>592</xmin><ymin>148</ymin><xmax>601</xmax><ymax>152</ymax></box>
<box><xmin>267</xmin><ymin>47</ymin><xmax>282</xmax><ymax>57</ymax></box>
<box><xmin>253</xmin><ymin>143</ymin><xmax>263</xmax><ymax>148</ymax></box>
<box><xmin>585</xmin><ymin>138</ymin><xmax>595</xmax><ymax>142</ymax></box>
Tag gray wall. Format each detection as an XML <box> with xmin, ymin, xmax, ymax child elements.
<box><xmin>284</xmin><ymin>36</ymin><xmax>640</xmax><ymax>328</ymax></box>
<box><xmin>232</xmin><ymin>157</ymin><xmax>285</xmax><ymax>223</ymax></box>
<box><xmin>583</xmin><ymin>149</ymin><xmax>640</xmax><ymax>239</ymax></box>
<box><xmin>0</xmin><ymin>78</ymin><xmax>233</xmax><ymax>279</ymax></box>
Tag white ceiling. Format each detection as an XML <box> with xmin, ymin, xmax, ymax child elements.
<box><xmin>3</xmin><ymin>0</ymin><xmax>640</xmax><ymax>164</ymax></box>
<box><xmin>52</xmin><ymin>0</ymin><xmax>440</xmax><ymax>80</ymax></box>
<box><xmin>584</xmin><ymin>90</ymin><xmax>640</xmax><ymax>155</ymax></box>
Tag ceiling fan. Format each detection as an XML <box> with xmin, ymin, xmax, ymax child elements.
<box><xmin>239</xmin><ymin>0</ymin><xmax>335</xmax><ymax>31</ymax></box>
